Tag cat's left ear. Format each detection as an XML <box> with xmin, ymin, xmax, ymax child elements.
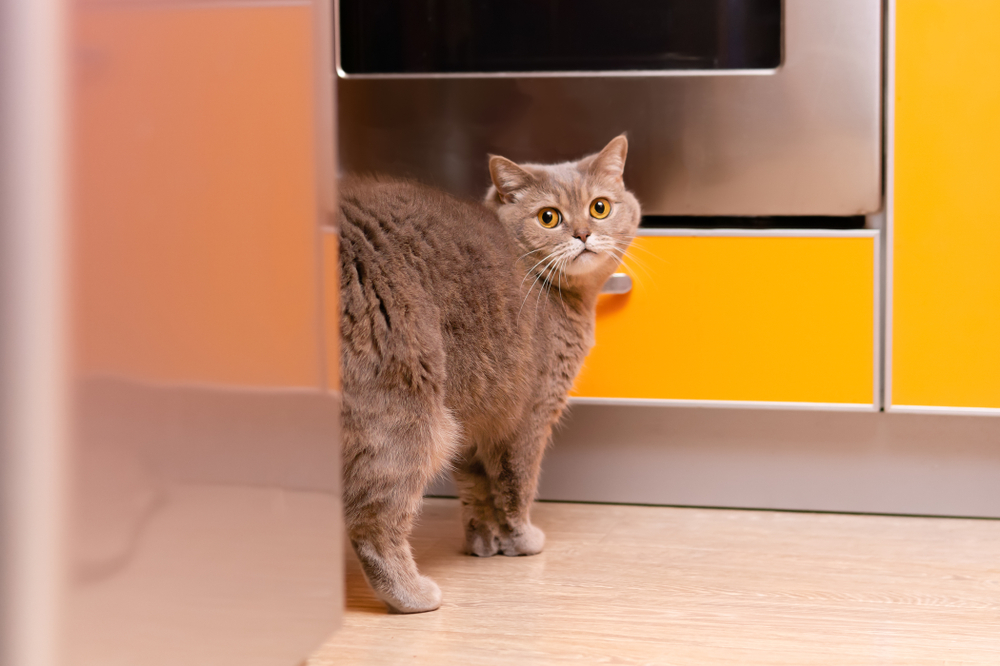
<box><xmin>582</xmin><ymin>134</ymin><xmax>628</xmax><ymax>184</ymax></box>
<box><xmin>489</xmin><ymin>155</ymin><xmax>534</xmax><ymax>204</ymax></box>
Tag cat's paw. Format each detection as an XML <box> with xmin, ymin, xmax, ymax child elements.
<box><xmin>382</xmin><ymin>575</ymin><xmax>442</xmax><ymax>614</ymax></box>
<box><xmin>464</xmin><ymin>521</ymin><xmax>501</xmax><ymax>557</ymax></box>
<box><xmin>500</xmin><ymin>523</ymin><xmax>545</xmax><ymax>556</ymax></box>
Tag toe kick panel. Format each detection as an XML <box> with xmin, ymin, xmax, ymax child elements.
<box><xmin>572</xmin><ymin>232</ymin><xmax>879</xmax><ymax>409</ymax></box>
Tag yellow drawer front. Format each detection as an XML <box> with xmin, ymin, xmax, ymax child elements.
<box><xmin>571</xmin><ymin>235</ymin><xmax>876</xmax><ymax>405</ymax></box>
<box><xmin>893</xmin><ymin>0</ymin><xmax>1000</xmax><ymax>409</ymax></box>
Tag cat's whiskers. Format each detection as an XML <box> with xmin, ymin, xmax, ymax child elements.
<box><xmin>519</xmin><ymin>250</ymin><xmax>559</xmax><ymax>289</ymax></box>
<box><xmin>600</xmin><ymin>245</ymin><xmax>651</xmax><ymax>292</ymax></box>
<box><xmin>553</xmin><ymin>250</ymin><xmax>576</xmax><ymax>312</ymax></box>
<box><xmin>519</xmin><ymin>241</ymin><xmax>576</xmax><ymax>290</ymax></box>
<box><xmin>545</xmin><ymin>250</ymin><xmax>573</xmax><ymax>317</ymax></box>
<box><xmin>603</xmin><ymin>237</ymin><xmax>662</xmax><ymax>280</ymax></box>
<box><xmin>604</xmin><ymin>236</ymin><xmax>662</xmax><ymax>282</ymax></box>
<box><xmin>614</xmin><ymin>238</ymin><xmax>663</xmax><ymax>261</ymax></box>
<box><xmin>594</xmin><ymin>235</ymin><xmax>638</xmax><ymax>253</ymax></box>
<box><xmin>555</xmin><ymin>254</ymin><xmax>567</xmax><ymax>314</ymax></box>
<box><xmin>597</xmin><ymin>237</ymin><xmax>656</xmax><ymax>286</ymax></box>
<box><xmin>610</xmin><ymin>250</ymin><xmax>649</xmax><ymax>292</ymax></box>
<box><xmin>605</xmin><ymin>242</ymin><xmax>651</xmax><ymax>272</ymax></box>
<box><xmin>515</xmin><ymin>247</ymin><xmax>545</xmax><ymax>265</ymax></box>
<box><xmin>533</xmin><ymin>253</ymin><xmax>565</xmax><ymax>318</ymax></box>
<box><xmin>518</xmin><ymin>260</ymin><xmax>555</xmax><ymax>322</ymax></box>
<box><xmin>518</xmin><ymin>248</ymin><xmax>565</xmax><ymax>324</ymax></box>
<box><xmin>533</xmin><ymin>244</ymin><xmax>576</xmax><ymax>318</ymax></box>
<box><xmin>619</xmin><ymin>252</ymin><xmax>656</xmax><ymax>287</ymax></box>
<box><xmin>606</xmin><ymin>235</ymin><xmax>662</xmax><ymax>260</ymax></box>
<box><xmin>555</xmin><ymin>254</ymin><xmax>572</xmax><ymax>316</ymax></box>
<box><xmin>587</xmin><ymin>236</ymin><xmax>634</xmax><ymax>265</ymax></box>
<box><xmin>535</xmin><ymin>241</ymin><xmax>579</xmax><ymax>312</ymax></box>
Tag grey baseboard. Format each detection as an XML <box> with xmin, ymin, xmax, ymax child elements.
<box><xmin>427</xmin><ymin>405</ymin><xmax>1000</xmax><ymax>518</ymax></box>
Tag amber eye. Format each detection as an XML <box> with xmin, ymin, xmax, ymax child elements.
<box><xmin>590</xmin><ymin>198</ymin><xmax>611</xmax><ymax>219</ymax></box>
<box><xmin>537</xmin><ymin>207</ymin><xmax>561</xmax><ymax>228</ymax></box>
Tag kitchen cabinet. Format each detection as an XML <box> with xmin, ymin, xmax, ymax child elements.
<box><xmin>572</xmin><ymin>231</ymin><xmax>879</xmax><ymax>409</ymax></box>
<box><xmin>64</xmin><ymin>2</ymin><xmax>343</xmax><ymax>664</ymax></box>
<box><xmin>891</xmin><ymin>0</ymin><xmax>1000</xmax><ymax>411</ymax></box>
<box><xmin>73</xmin><ymin>3</ymin><xmax>324</xmax><ymax>387</ymax></box>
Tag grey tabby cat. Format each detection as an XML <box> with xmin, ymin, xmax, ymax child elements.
<box><xmin>339</xmin><ymin>135</ymin><xmax>640</xmax><ymax>613</ymax></box>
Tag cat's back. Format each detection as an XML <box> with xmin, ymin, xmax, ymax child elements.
<box><xmin>338</xmin><ymin>175</ymin><xmax>514</xmax><ymax>280</ymax></box>
<box><xmin>338</xmin><ymin>175</ymin><xmax>522</xmax><ymax>383</ymax></box>
<box><xmin>340</xmin><ymin>175</ymin><xmax>523</xmax><ymax>300</ymax></box>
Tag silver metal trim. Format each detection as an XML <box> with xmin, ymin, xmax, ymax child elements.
<box><xmin>873</xmin><ymin>229</ymin><xmax>883</xmax><ymax>411</ymax></box>
<box><xmin>337</xmin><ymin>67</ymin><xmax>780</xmax><ymax>81</ymax></box>
<box><xmin>636</xmin><ymin>229</ymin><xmax>880</xmax><ymax>239</ymax></box>
<box><xmin>569</xmin><ymin>398</ymin><xmax>878</xmax><ymax>412</ymax></box>
<box><xmin>600</xmin><ymin>273</ymin><xmax>632</xmax><ymax>295</ymax></box>
<box><xmin>333</xmin><ymin>0</ymin><xmax>781</xmax><ymax>81</ymax></box>
<box><xmin>887</xmin><ymin>405</ymin><xmax>1000</xmax><ymax>417</ymax></box>
<box><xmin>885</xmin><ymin>0</ymin><xmax>897</xmax><ymax>410</ymax></box>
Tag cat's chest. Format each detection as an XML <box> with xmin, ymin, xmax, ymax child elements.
<box><xmin>546</xmin><ymin>311</ymin><xmax>595</xmax><ymax>382</ymax></box>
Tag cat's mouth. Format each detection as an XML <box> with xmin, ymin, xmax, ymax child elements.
<box><xmin>561</xmin><ymin>248</ymin><xmax>605</xmax><ymax>277</ymax></box>
<box><xmin>571</xmin><ymin>247</ymin><xmax>603</xmax><ymax>266</ymax></box>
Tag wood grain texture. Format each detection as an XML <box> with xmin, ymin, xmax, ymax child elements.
<box><xmin>311</xmin><ymin>499</ymin><xmax>1000</xmax><ymax>665</ymax></box>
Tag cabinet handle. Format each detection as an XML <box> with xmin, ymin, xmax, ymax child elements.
<box><xmin>601</xmin><ymin>273</ymin><xmax>632</xmax><ymax>295</ymax></box>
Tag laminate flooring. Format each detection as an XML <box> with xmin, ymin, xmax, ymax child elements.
<box><xmin>310</xmin><ymin>499</ymin><xmax>1000</xmax><ymax>665</ymax></box>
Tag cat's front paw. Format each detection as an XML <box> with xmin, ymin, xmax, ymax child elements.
<box><xmin>499</xmin><ymin>523</ymin><xmax>545</xmax><ymax>556</ymax></box>
<box><xmin>382</xmin><ymin>575</ymin><xmax>442</xmax><ymax>614</ymax></box>
<box><xmin>464</xmin><ymin>520</ymin><xmax>501</xmax><ymax>557</ymax></box>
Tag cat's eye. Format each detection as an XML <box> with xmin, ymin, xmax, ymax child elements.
<box><xmin>537</xmin><ymin>207</ymin><xmax>561</xmax><ymax>228</ymax></box>
<box><xmin>590</xmin><ymin>198</ymin><xmax>612</xmax><ymax>219</ymax></box>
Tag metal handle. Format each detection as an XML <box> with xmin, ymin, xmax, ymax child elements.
<box><xmin>600</xmin><ymin>273</ymin><xmax>632</xmax><ymax>295</ymax></box>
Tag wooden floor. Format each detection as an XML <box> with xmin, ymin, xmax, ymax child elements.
<box><xmin>310</xmin><ymin>499</ymin><xmax>1000</xmax><ymax>665</ymax></box>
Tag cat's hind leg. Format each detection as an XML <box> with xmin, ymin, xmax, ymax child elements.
<box><xmin>457</xmin><ymin>426</ymin><xmax>548</xmax><ymax>558</ymax></box>
<box><xmin>453</xmin><ymin>451</ymin><xmax>502</xmax><ymax>557</ymax></box>
<box><xmin>342</xmin><ymin>395</ymin><xmax>459</xmax><ymax>613</ymax></box>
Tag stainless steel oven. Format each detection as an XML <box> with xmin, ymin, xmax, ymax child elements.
<box><xmin>335</xmin><ymin>0</ymin><xmax>882</xmax><ymax>218</ymax></box>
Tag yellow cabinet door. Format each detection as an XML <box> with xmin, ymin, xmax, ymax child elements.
<box><xmin>572</xmin><ymin>232</ymin><xmax>878</xmax><ymax>408</ymax></box>
<box><xmin>892</xmin><ymin>0</ymin><xmax>1000</xmax><ymax>410</ymax></box>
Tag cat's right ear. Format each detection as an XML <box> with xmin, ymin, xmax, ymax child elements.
<box><xmin>489</xmin><ymin>155</ymin><xmax>534</xmax><ymax>204</ymax></box>
<box><xmin>582</xmin><ymin>134</ymin><xmax>628</xmax><ymax>185</ymax></box>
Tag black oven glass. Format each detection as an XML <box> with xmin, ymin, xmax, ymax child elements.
<box><xmin>339</xmin><ymin>0</ymin><xmax>782</xmax><ymax>75</ymax></box>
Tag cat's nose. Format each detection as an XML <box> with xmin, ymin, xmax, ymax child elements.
<box><xmin>575</xmin><ymin>230</ymin><xmax>591</xmax><ymax>244</ymax></box>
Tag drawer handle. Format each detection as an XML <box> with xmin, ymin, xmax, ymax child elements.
<box><xmin>601</xmin><ymin>273</ymin><xmax>632</xmax><ymax>295</ymax></box>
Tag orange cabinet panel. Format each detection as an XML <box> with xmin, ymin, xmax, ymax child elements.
<box><xmin>72</xmin><ymin>4</ymin><xmax>322</xmax><ymax>388</ymax></box>
<box><xmin>892</xmin><ymin>0</ymin><xmax>1000</xmax><ymax>409</ymax></box>
<box><xmin>572</xmin><ymin>233</ymin><xmax>878</xmax><ymax>406</ymax></box>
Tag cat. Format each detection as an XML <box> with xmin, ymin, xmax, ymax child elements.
<box><xmin>338</xmin><ymin>135</ymin><xmax>641</xmax><ymax>613</ymax></box>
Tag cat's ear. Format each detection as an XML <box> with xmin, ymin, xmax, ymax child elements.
<box><xmin>489</xmin><ymin>155</ymin><xmax>534</xmax><ymax>204</ymax></box>
<box><xmin>582</xmin><ymin>134</ymin><xmax>628</xmax><ymax>184</ymax></box>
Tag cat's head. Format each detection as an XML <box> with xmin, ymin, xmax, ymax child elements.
<box><xmin>484</xmin><ymin>135</ymin><xmax>641</xmax><ymax>289</ymax></box>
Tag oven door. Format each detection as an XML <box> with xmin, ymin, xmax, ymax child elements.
<box><xmin>335</xmin><ymin>0</ymin><xmax>881</xmax><ymax>217</ymax></box>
